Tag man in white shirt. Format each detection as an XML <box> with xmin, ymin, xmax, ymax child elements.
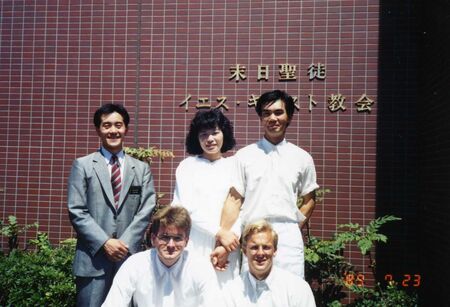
<box><xmin>215</xmin><ymin>90</ymin><xmax>319</xmax><ymax>278</ymax></box>
<box><xmin>102</xmin><ymin>206</ymin><xmax>222</xmax><ymax>307</ymax></box>
<box><xmin>224</xmin><ymin>220</ymin><xmax>316</xmax><ymax>307</ymax></box>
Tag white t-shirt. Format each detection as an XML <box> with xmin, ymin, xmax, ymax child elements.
<box><xmin>233</xmin><ymin>138</ymin><xmax>319</xmax><ymax>224</ymax></box>
<box><xmin>102</xmin><ymin>249</ymin><xmax>222</xmax><ymax>307</ymax></box>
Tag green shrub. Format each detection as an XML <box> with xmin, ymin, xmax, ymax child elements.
<box><xmin>347</xmin><ymin>282</ymin><xmax>418</xmax><ymax>306</ymax></box>
<box><xmin>305</xmin><ymin>215</ymin><xmax>418</xmax><ymax>306</ymax></box>
<box><xmin>0</xmin><ymin>233</ymin><xmax>76</xmax><ymax>307</ymax></box>
<box><xmin>305</xmin><ymin>235</ymin><xmax>351</xmax><ymax>305</ymax></box>
<box><xmin>0</xmin><ymin>215</ymin><xmax>38</xmax><ymax>252</ymax></box>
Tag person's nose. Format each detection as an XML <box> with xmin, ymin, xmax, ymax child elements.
<box><xmin>256</xmin><ymin>246</ymin><xmax>264</xmax><ymax>255</ymax></box>
<box><xmin>109</xmin><ymin>125</ymin><xmax>118</xmax><ymax>134</ymax></box>
<box><xmin>206</xmin><ymin>134</ymin><xmax>214</xmax><ymax>142</ymax></box>
<box><xmin>166</xmin><ymin>237</ymin><xmax>176</xmax><ymax>247</ymax></box>
<box><xmin>267</xmin><ymin>112</ymin><xmax>277</xmax><ymax>121</ymax></box>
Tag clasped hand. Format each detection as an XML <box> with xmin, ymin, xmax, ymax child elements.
<box><xmin>210</xmin><ymin>229</ymin><xmax>240</xmax><ymax>271</ymax></box>
<box><xmin>103</xmin><ymin>238</ymin><xmax>129</xmax><ymax>262</ymax></box>
<box><xmin>216</xmin><ymin>228</ymin><xmax>239</xmax><ymax>252</ymax></box>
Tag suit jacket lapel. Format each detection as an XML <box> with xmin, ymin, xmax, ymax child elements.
<box><xmin>119</xmin><ymin>154</ymin><xmax>136</xmax><ymax>208</ymax></box>
<box><xmin>92</xmin><ymin>151</ymin><xmax>115</xmax><ymax>207</ymax></box>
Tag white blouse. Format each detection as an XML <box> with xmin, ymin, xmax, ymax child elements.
<box><xmin>173</xmin><ymin>156</ymin><xmax>237</xmax><ymax>237</ymax></box>
<box><xmin>172</xmin><ymin>155</ymin><xmax>240</xmax><ymax>285</ymax></box>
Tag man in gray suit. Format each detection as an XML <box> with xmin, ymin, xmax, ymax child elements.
<box><xmin>68</xmin><ymin>103</ymin><xmax>156</xmax><ymax>306</ymax></box>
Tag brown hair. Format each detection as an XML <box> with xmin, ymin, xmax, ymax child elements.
<box><xmin>150</xmin><ymin>206</ymin><xmax>192</xmax><ymax>237</ymax></box>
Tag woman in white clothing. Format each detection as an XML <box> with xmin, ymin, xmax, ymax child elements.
<box><xmin>172</xmin><ymin>109</ymin><xmax>239</xmax><ymax>286</ymax></box>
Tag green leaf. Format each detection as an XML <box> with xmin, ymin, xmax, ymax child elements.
<box><xmin>124</xmin><ymin>146</ymin><xmax>174</xmax><ymax>163</ymax></box>
<box><xmin>0</xmin><ymin>234</ymin><xmax>76</xmax><ymax>306</ymax></box>
<box><xmin>357</xmin><ymin>238</ymin><xmax>373</xmax><ymax>254</ymax></box>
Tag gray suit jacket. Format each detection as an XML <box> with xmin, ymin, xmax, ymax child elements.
<box><xmin>68</xmin><ymin>150</ymin><xmax>156</xmax><ymax>277</ymax></box>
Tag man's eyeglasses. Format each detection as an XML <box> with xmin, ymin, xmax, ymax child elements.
<box><xmin>157</xmin><ymin>234</ymin><xmax>186</xmax><ymax>244</ymax></box>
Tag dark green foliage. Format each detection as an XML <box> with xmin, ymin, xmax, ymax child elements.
<box><xmin>0</xmin><ymin>233</ymin><xmax>76</xmax><ymax>307</ymax></box>
<box><xmin>0</xmin><ymin>215</ymin><xmax>38</xmax><ymax>252</ymax></box>
<box><xmin>305</xmin><ymin>235</ymin><xmax>351</xmax><ymax>306</ymax></box>
<box><xmin>305</xmin><ymin>215</ymin><xmax>418</xmax><ymax>306</ymax></box>
<box><xmin>348</xmin><ymin>283</ymin><xmax>419</xmax><ymax>307</ymax></box>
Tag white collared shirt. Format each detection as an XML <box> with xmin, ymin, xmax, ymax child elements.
<box><xmin>102</xmin><ymin>249</ymin><xmax>222</xmax><ymax>307</ymax></box>
<box><xmin>224</xmin><ymin>267</ymin><xmax>316</xmax><ymax>307</ymax></box>
<box><xmin>100</xmin><ymin>147</ymin><xmax>125</xmax><ymax>180</ymax></box>
<box><xmin>233</xmin><ymin>138</ymin><xmax>319</xmax><ymax>224</ymax></box>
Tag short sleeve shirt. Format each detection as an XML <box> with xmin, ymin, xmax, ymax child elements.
<box><xmin>233</xmin><ymin>138</ymin><xmax>319</xmax><ymax>224</ymax></box>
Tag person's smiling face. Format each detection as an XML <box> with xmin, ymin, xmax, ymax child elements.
<box><xmin>96</xmin><ymin>112</ymin><xmax>128</xmax><ymax>154</ymax></box>
<box><xmin>198</xmin><ymin>126</ymin><xmax>224</xmax><ymax>161</ymax></box>
<box><xmin>151</xmin><ymin>225</ymin><xmax>188</xmax><ymax>267</ymax></box>
<box><xmin>260</xmin><ymin>99</ymin><xmax>290</xmax><ymax>145</ymax></box>
<box><xmin>244</xmin><ymin>230</ymin><xmax>277</xmax><ymax>280</ymax></box>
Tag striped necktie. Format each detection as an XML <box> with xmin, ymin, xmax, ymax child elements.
<box><xmin>110</xmin><ymin>155</ymin><xmax>121</xmax><ymax>209</ymax></box>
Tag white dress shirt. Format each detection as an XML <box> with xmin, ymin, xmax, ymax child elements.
<box><xmin>172</xmin><ymin>156</ymin><xmax>240</xmax><ymax>285</ymax></box>
<box><xmin>100</xmin><ymin>147</ymin><xmax>125</xmax><ymax>179</ymax></box>
<box><xmin>102</xmin><ymin>249</ymin><xmax>222</xmax><ymax>307</ymax></box>
<box><xmin>224</xmin><ymin>267</ymin><xmax>316</xmax><ymax>307</ymax></box>
<box><xmin>233</xmin><ymin>138</ymin><xmax>319</xmax><ymax>224</ymax></box>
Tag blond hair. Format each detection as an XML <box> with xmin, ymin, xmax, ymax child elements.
<box><xmin>241</xmin><ymin>219</ymin><xmax>278</xmax><ymax>250</ymax></box>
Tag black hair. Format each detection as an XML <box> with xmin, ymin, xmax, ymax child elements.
<box><xmin>93</xmin><ymin>103</ymin><xmax>130</xmax><ymax>128</ymax></box>
<box><xmin>185</xmin><ymin>109</ymin><xmax>236</xmax><ymax>155</ymax></box>
<box><xmin>255</xmin><ymin>90</ymin><xmax>295</xmax><ymax>120</ymax></box>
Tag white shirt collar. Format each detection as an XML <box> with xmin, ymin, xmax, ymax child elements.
<box><xmin>100</xmin><ymin>147</ymin><xmax>125</xmax><ymax>164</ymax></box>
<box><xmin>196</xmin><ymin>155</ymin><xmax>224</xmax><ymax>164</ymax></box>
<box><xmin>260</xmin><ymin>137</ymin><xmax>287</xmax><ymax>153</ymax></box>
<box><xmin>153</xmin><ymin>249</ymin><xmax>185</xmax><ymax>280</ymax></box>
<box><xmin>247</xmin><ymin>268</ymin><xmax>275</xmax><ymax>292</ymax></box>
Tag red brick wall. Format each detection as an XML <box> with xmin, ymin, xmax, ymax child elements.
<box><xmin>0</xmin><ymin>0</ymin><xmax>379</xmax><ymax>283</ymax></box>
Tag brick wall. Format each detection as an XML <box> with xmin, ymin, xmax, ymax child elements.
<box><xmin>0</xmin><ymin>0</ymin><xmax>379</xmax><ymax>290</ymax></box>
